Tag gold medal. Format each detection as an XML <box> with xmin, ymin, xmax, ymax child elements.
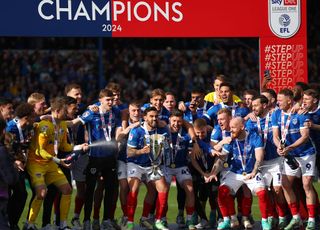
<box><xmin>242</xmin><ymin>172</ymin><xmax>247</xmax><ymax>176</ymax></box>
<box><xmin>223</xmin><ymin>162</ymin><xmax>229</xmax><ymax>168</ymax></box>
<box><xmin>170</xmin><ymin>163</ymin><xmax>176</xmax><ymax>168</ymax></box>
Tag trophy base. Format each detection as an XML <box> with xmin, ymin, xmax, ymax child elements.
<box><xmin>148</xmin><ymin>166</ymin><xmax>162</xmax><ymax>181</ymax></box>
<box><xmin>149</xmin><ymin>173</ymin><xmax>161</xmax><ymax>181</ymax></box>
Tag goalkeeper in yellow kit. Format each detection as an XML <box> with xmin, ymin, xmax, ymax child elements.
<box><xmin>26</xmin><ymin>97</ymin><xmax>88</xmax><ymax>230</ymax></box>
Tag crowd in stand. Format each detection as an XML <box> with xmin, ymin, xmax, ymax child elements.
<box><xmin>0</xmin><ymin>44</ymin><xmax>261</xmax><ymax>106</ymax></box>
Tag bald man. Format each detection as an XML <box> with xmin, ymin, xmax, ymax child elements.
<box><xmin>208</xmin><ymin>117</ymin><xmax>272</xmax><ymax>230</ymax></box>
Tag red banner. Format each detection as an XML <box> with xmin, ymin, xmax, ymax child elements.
<box><xmin>112</xmin><ymin>0</ymin><xmax>264</xmax><ymax>37</ymax></box>
<box><xmin>259</xmin><ymin>0</ymin><xmax>307</xmax><ymax>92</ymax></box>
<box><xmin>259</xmin><ymin>37</ymin><xmax>307</xmax><ymax>92</ymax></box>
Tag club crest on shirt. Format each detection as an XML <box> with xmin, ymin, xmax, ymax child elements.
<box><xmin>40</xmin><ymin>125</ymin><xmax>48</xmax><ymax>133</ymax></box>
<box><xmin>82</xmin><ymin>111</ymin><xmax>90</xmax><ymax>118</ymax></box>
<box><xmin>292</xmin><ymin>118</ymin><xmax>298</xmax><ymax>125</ymax></box>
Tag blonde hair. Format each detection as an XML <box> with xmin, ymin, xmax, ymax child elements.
<box><xmin>151</xmin><ymin>88</ymin><xmax>165</xmax><ymax>99</ymax></box>
<box><xmin>27</xmin><ymin>93</ymin><xmax>45</xmax><ymax>105</ymax></box>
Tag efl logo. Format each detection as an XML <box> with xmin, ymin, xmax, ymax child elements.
<box><xmin>284</xmin><ymin>0</ymin><xmax>297</xmax><ymax>5</ymax></box>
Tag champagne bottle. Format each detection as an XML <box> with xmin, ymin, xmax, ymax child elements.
<box><xmin>284</xmin><ymin>155</ymin><xmax>299</xmax><ymax>170</ymax></box>
<box><xmin>281</xmin><ymin>139</ymin><xmax>299</xmax><ymax>170</ymax></box>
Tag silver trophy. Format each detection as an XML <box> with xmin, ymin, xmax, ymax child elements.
<box><xmin>145</xmin><ymin>134</ymin><xmax>165</xmax><ymax>180</ymax></box>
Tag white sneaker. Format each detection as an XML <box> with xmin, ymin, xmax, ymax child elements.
<box><xmin>195</xmin><ymin>219</ymin><xmax>210</xmax><ymax>229</ymax></box>
<box><xmin>154</xmin><ymin>220</ymin><xmax>169</xmax><ymax>230</ymax></box>
<box><xmin>242</xmin><ymin>217</ymin><xmax>253</xmax><ymax>229</ymax></box>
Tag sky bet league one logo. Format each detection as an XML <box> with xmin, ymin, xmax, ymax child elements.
<box><xmin>268</xmin><ymin>0</ymin><xmax>301</xmax><ymax>38</ymax></box>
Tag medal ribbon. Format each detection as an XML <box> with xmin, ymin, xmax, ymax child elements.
<box><xmin>236</xmin><ymin>134</ymin><xmax>248</xmax><ymax>172</ymax></box>
<box><xmin>280</xmin><ymin>111</ymin><xmax>292</xmax><ymax>143</ymax></box>
<box><xmin>200</xmin><ymin>101</ymin><xmax>208</xmax><ymax>115</ymax></box>
<box><xmin>99</xmin><ymin>107</ymin><xmax>112</xmax><ymax>142</ymax></box>
<box><xmin>220</xmin><ymin>102</ymin><xmax>236</xmax><ymax>117</ymax></box>
<box><xmin>171</xmin><ymin>128</ymin><xmax>182</xmax><ymax>165</ymax></box>
<box><xmin>257</xmin><ymin>113</ymin><xmax>270</xmax><ymax>147</ymax></box>
<box><xmin>222</xmin><ymin>130</ymin><xmax>227</xmax><ymax>138</ymax></box>
<box><xmin>52</xmin><ymin>117</ymin><xmax>59</xmax><ymax>155</ymax></box>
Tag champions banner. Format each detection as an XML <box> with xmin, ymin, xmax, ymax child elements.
<box><xmin>0</xmin><ymin>0</ymin><xmax>308</xmax><ymax>89</ymax></box>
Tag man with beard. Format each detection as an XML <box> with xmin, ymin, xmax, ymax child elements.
<box><xmin>209</xmin><ymin>117</ymin><xmax>272</xmax><ymax>230</ymax></box>
<box><xmin>261</xmin><ymin>89</ymin><xmax>278</xmax><ymax>113</ymax></box>
<box><xmin>126</xmin><ymin>107</ymin><xmax>170</xmax><ymax>230</ymax></box>
<box><xmin>246</xmin><ymin>95</ymin><xmax>289</xmax><ymax>228</ymax></box>
<box><xmin>164</xmin><ymin>109</ymin><xmax>196</xmax><ymax>230</ymax></box>
<box><xmin>144</xmin><ymin>90</ymin><xmax>199</xmax><ymax>227</ymax></box>
<box><xmin>293</xmin><ymin>82</ymin><xmax>310</xmax><ymax>106</ymax></box>
<box><xmin>272</xmin><ymin>89</ymin><xmax>316</xmax><ymax>230</ymax></box>
<box><xmin>204</xmin><ymin>83</ymin><xmax>249</xmax><ymax>127</ymax></box>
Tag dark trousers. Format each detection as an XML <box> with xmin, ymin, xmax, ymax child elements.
<box><xmin>8</xmin><ymin>171</ymin><xmax>27</xmax><ymax>228</ymax></box>
<box><xmin>84</xmin><ymin>156</ymin><xmax>118</xmax><ymax>221</ymax></box>
<box><xmin>176</xmin><ymin>181</ymin><xmax>186</xmax><ymax>211</ymax></box>
<box><xmin>0</xmin><ymin>198</ymin><xmax>10</xmax><ymax>230</ymax></box>
<box><xmin>193</xmin><ymin>175</ymin><xmax>220</xmax><ymax>220</ymax></box>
